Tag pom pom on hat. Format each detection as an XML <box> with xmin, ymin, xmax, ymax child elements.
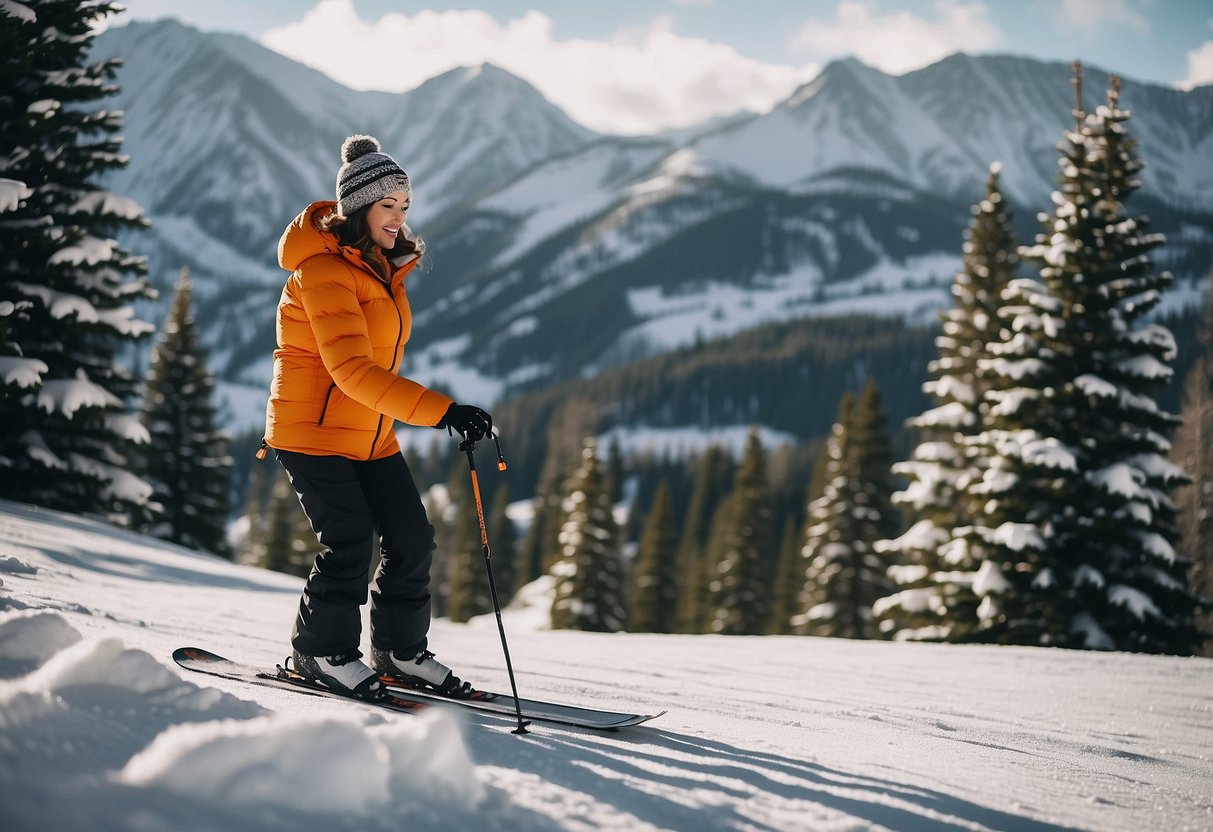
<box><xmin>341</xmin><ymin>134</ymin><xmax>381</xmax><ymax>164</ymax></box>
<box><xmin>335</xmin><ymin>133</ymin><xmax>411</xmax><ymax>217</ymax></box>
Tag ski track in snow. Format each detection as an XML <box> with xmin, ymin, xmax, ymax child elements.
<box><xmin>0</xmin><ymin>498</ymin><xmax>1210</xmax><ymax>832</ymax></box>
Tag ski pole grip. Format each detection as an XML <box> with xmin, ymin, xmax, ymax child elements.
<box><xmin>492</xmin><ymin>431</ymin><xmax>507</xmax><ymax>471</ymax></box>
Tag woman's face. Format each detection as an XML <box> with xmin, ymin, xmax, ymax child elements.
<box><xmin>365</xmin><ymin>191</ymin><xmax>410</xmax><ymax>250</ymax></box>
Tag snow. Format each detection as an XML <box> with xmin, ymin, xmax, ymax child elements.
<box><xmin>1116</xmin><ymin>353</ymin><xmax>1172</xmax><ymax>380</ymax></box>
<box><xmin>0</xmin><ymin>0</ymin><xmax>36</xmax><ymax>23</ymax></box>
<box><xmin>70</xmin><ymin>191</ymin><xmax>144</xmax><ymax>221</ymax></box>
<box><xmin>879</xmin><ymin>519</ymin><xmax>950</xmax><ymax>554</ymax></box>
<box><xmin>14</xmin><ymin>282</ymin><xmax>100</xmax><ymax>323</ymax></box>
<box><xmin>1075</xmin><ymin>373</ymin><xmax>1119</xmax><ymax>399</ymax></box>
<box><xmin>972</xmin><ymin>559</ymin><xmax>1011</xmax><ymax>596</ymax></box>
<box><xmin>597</xmin><ymin>424</ymin><xmax>797</xmax><ymax>461</ymax></box>
<box><xmin>34</xmin><ymin>369</ymin><xmax>121</xmax><ymax>417</ymax></box>
<box><xmin>0</xmin><ymin>356</ymin><xmax>48</xmax><ymax>389</ymax></box>
<box><xmin>26</xmin><ymin>99</ymin><xmax>60</xmax><ymax>117</ymax></box>
<box><xmin>1091</xmin><ymin>463</ymin><xmax>1146</xmax><ymax>501</ymax></box>
<box><xmin>1108</xmin><ymin>585</ymin><xmax>1161</xmax><ymax>621</ymax></box>
<box><xmin>986</xmin><ymin>523</ymin><xmax>1045</xmax><ymax>554</ymax></box>
<box><xmin>610</xmin><ymin>252</ymin><xmax>959</xmax><ymax>364</ymax></box>
<box><xmin>46</xmin><ymin>235</ymin><xmax>116</xmax><ymax>267</ymax></box>
<box><xmin>1</xmin><ymin>497</ymin><xmax>1212</xmax><ymax>831</ymax></box>
<box><xmin>0</xmin><ymin>178</ymin><xmax>32</xmax><ymax>212</ymax></box>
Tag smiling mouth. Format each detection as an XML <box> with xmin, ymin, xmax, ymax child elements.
<box><xmin>383</xmin><ymin>227</ymin><xmax>400</xmax><ymax>235</ymax></box>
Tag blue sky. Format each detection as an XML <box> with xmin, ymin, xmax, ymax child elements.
<box><xmin>109</xmin><ymin>0</ymin><xmax>1213</xmax><ymax>133</ymax></box>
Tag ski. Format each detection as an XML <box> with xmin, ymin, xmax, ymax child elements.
<box><xmin>377</xmin><ymin>674</ymin><xmax>666</xmax><ymax>730</ymax></box>
<box><xmin>173</xmin><ymin>647</ymin><xmax>665</xmax><ymax>730</ymax></box>
<box><xmin>172</xmin><ymin>647</ymin><xmax>426</xmax><ymax>716</ymax></box>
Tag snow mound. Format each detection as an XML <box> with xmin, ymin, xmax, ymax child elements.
<box><xmin>122</xmin><ymin>709</ymin><xmax>486</xmax><ymax>813</ymax></box>
<box><xmin>0</xmin><ymin>609</ymin><xmax>80</xmax><ymax>672</ymax></box>
<box><xmin>0</xmin><ymin>554</ymin><xmax>37</xmax><ymax>574</ymax></box>
<box><xmin>0</xmin><ymin>629</ymin><xmax>248</xmax><ymax>735</ymax></box>
<box><xmin>0</xmin><ymin>607</ymin><xmax>486</xmax><ymax>827</ymax></box>
<box><xmin>17</xmin><ymin>634</ymin><xmax>183</xmax><ymax>695</ymax></box>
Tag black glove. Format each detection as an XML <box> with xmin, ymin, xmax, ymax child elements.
<box><xmin>437</xmin><ymin>403</ymin><xmax>493</xmax><ymax>442</ymax></box>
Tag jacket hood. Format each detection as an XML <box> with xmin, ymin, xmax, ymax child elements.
<box><xmin>278</xmin><ymin>201</ymin><xmax>339</xmax><ymax>272</ymax></box>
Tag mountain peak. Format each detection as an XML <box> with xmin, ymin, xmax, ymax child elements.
<box><xmin>782</xmin><ymin>55</ymin><xmax>889</xmax><ymax>112</ymax></box>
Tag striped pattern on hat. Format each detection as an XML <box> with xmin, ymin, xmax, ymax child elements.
<box><xmin>335</xmin><ymin>135</ymin><xmax>411</xmax><ymax>217</ymax></box>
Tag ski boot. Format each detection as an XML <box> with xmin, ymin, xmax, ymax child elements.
<box><xmin>371</xmin><ymin>647</ymin><xmax>475</xmax><ymax>698</ymax></box>
<box><xmin>291</xmin><ymin>649</ymin><xmax>385</xmax><ymax>700</ymax></box>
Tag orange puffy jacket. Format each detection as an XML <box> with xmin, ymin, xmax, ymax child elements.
<box><xmin>264</xmin><ymin>201</ymin><xmax>454</xmax><ymax>460</ymax></box>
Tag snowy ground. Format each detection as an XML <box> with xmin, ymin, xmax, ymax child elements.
<box><xmin>0</xmin><ymin>498</ymin><xmax>1210</xmax><ymax>832</ymax></box>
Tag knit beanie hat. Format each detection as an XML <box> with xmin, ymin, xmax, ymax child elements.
<box><xmin>335</xmin><ymin>134</ymin><xmax>411</xmax><ymax>217</ymax></box>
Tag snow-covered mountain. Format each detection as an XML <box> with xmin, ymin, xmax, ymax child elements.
<box><xmin>89</xmin><ymin>21</ymin><xmax>1213</xmax><ymax>431</ymax></box>
<box><xmin>3</xmin><ymin>498</ymin><xmax>1212</xmax><ymax>831</ymax></box>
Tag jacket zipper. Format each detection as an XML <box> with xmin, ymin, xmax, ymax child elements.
<box><xmin>317</xmin><ymin>382</ymin><xmax>336</xmax><ymax>425</ymax></box>
<box><xmin>367</xmin><ymin>277</ymin><xmax>406</xmax><ymax>459</ymax></box>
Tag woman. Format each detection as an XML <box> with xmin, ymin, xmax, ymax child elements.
<box><xmin>263</xmin><ymin>134</ymin><xmax>492</xmax><ymax>700</ymax></box>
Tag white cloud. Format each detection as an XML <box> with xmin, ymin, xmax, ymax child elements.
<box><xmin>260</xmin><ymin>0</ymin><xmax>816</xmax><ymax>135</ymax></box>
<box><xmin>1180</xmin><ymin>40</ymin><xmax>1213</xmax><ymax>90</ymax></box>
<box><xmin>1052</xmin><ymin>0</ymin><xmax>1149</xmax><ymax>34</ymax></box>
<box><xmin>791</xmin><ymin>0</ymin><xmax>1002</xmax><ymax>75</ymax></box>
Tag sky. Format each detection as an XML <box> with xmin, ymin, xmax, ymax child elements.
<box><xmin>106</xmin><ymin>0</ymin><xmax>1213</xmax><ymax>134</ymax></box>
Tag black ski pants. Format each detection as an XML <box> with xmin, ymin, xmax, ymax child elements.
<box><xmin>276</xmin><ymin>449</ymin><xmax>435</xmax><ymax>659</ymax></box>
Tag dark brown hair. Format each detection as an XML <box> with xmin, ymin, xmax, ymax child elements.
<box><xmin>317</xmin><ymin>204</ymin><xmax>423</xmax><ymax>283</ymax></box>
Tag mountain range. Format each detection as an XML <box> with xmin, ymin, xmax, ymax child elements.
<box><xmin>88</xmin><ymin>20</ymin><xmax>1213</xmax><ymax>437</ymax></box>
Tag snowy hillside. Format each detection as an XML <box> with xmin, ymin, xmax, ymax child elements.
<box><xmin>1</xmin><ymin>498</ymin><xmax>1211</xmax><ymax>831</ymax></box>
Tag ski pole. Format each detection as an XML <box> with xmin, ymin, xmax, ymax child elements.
<box><xmin>460</xmin><ymin>431</ymin><xmax>530</xmax><ymax>735</ymax></box>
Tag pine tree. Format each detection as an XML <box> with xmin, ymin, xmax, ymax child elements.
<box><xmin>0</xmin><ymin>0</ymin><xmax>155</xmax><ymax>517</ymax></box>
<box><xmin>629</xmin><ymin>480</ymin><xmax>679</xmax><ymax>633</ymax></box>
<box><xmin>427</xmin><ymin>461</ymin><xmax>467</xmax><ymax>618</ymax></box>
<box><xmin>676</xmin><ymin>445</ymin><xmax>733</xmax><ymax>633</ymax></box>
<box><xmin>706</xmin><ymin>428</ymin><xmax>774</xmax><ymax>635</ymax></box>
<box><xmin>793</xmin><ymin>391</ymin><xmax>896</xmax><ymax>639</ymax></box>
<box><xmin>446</xmin><ymin>463</ymin><xmax>492</xmax><ymax>623</ymax></box>
<box><xmin>139</xmin><ymin>267</ymin><xmax>232</xmax><ymax>555</ymax></box>
<box><xmin>851</xmin><ymin>379</ymin><xmax>899</xmax><ymax>541</ymax></box>
<box><xmin>605</xmin><ymin>435</ymin><xmax>626</xmax><ymax>505</ymax></box>
<box><xmin>769</xmin><ymin>515</ymin><xmax>802</xmax><ymax>635</ymax></box>
<box><xmin>487</xmin><ymin>482</ymin><xmax>519</xmax><ymax>602</ymax></box>
<box><xmin>1170</xmin><ymin>273</ymin><xmax>1213</xmax><ymax>655</ymax></box>
<box><xmin>957</xmin><ymin>70</ymin><xmax>1199</xmax><ymax>653</ymax></box>
<box><xmin>550</xmin><ymin>438</ymin><xmax>626</xmax><ymax>631</ymax></box>
<box><xmin>877</xmin><ymin>165</ymin><xmax>1020</xmax><ymax>639</ymax></box>
<box><xmin>253</xmin><ymin>469</ymin><xmax>316</xmax><ymax>578</ymax></box>
<box><xmin>235</xmin><ymin>458</ymin><xmax>271</xmax><ymax>564</ymax></box>
<box><xmin>525</xmin><ymin>397</ymin><xmax>600</xmax><ymax>580</ymax></box>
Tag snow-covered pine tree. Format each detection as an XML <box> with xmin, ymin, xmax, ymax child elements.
<box><xmin>550</xmin><ymin>438</ymin><xmax>626</xmax><ymax>632</ymax></box>
<box><xmin>629</xmin><ymin>480</ymin><xmax>679</xmax><ymax>633</ymax></box>
<box><xmin>792</xmin><ymin>388</ymin><xmax>897</xmax><ymax>639</ymax></box>
<box><xmin>876</xmin><ymin>165</ymin><xmax>1021</xmax><ymax>639</ymax></box>
<box><xmin>0</xmin><ymin>176</ymin><xmax>35</xmax><ymax>385</ymax></box>
<box><xmin>0</xmin><ymin>0</ymin><xmax>155</xmax><ymax>518</ymax></box>
<box><xmin>138</xmin><ymin>267</ymin><xmax>231</xmax><ymax>556</ymax></box>
<box><xmin>706</xmin><ymin>428</ymin><xmax>774</xmax><ymax>635</ymax></box>
<box><xmin>1170</xmin><ymin>272</ymin><xmax>1213</xmax><ymax>655</ymax></box>
<box><xmin>960</xmin><ymin>71</ymin><xmax>1199</xmax><ymax>653</ymax></box>
<box><xmin>529</xmin><ymin>397</ymin><xmax>600</xmax><ymax>579</ymax></box>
